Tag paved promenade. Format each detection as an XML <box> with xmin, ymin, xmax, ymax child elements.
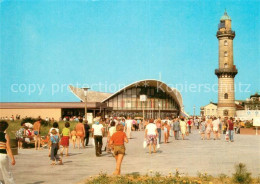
<box><xmin>6</xmin><ymin>129</ymin><xmax>260</xmax><ymax>184</ymax></box>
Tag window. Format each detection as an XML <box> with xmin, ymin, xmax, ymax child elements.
<box><xmin>224</xmin><ymin>110</ymin><xmax>229</xmax><ymax>116</ymax></box>
<box><xmin>224</xmin><ymin>40</ymin><xmax>228</xmax><ymax>46</ymax></box>
<box><xmin>224</xmin><ymin>93</ymin><xmax>228</xmax><ymax>99</ymax></box>
<box><xmin>224</xmin><ymin>63</ymin><xmax>228</xmax><ymax>68</ymax></box>
<box><xmin>224</xmin><ymin>51</ymin><xmax>228</xmax><ymax>57</ymax></box>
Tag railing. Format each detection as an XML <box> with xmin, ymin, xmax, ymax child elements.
<box><xmin>215</xmin><ymin>68</ymin><xmax>238</xmax><ymax>75</ymax></box>
<box><xmin>216</xmin><ymin>30</ymin><xmax>235</xmax><ymax>37</ymax></box>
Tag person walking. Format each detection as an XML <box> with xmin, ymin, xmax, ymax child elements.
<box><xmin>187</xmin><ymin>118</ymin><xmax>192</xmax><ymax>133</ymax></box>
<box><xmin>125</xmin><ymin>117</ymin><xmax>133</xmax><ymax>139</ymax></box>
<box><xmin>15</xmin><ymin>122</ymin><xmax>26</xmax><ymax>149</ymax></box>
<box><xmin>92</xmin><ymin>121</ymin><xmax>104</xmax><ymax>157</ymax></box>
<box><xmin>144</xmin><ymin>119</ymin><xmax>158</xmax><ymax>154</ymax></box>
<box><xmin>50</xmin><ymin>129</ymin><xmax>62</xmax><ymax>165</ymax></box>
<box><xmin>48</xmin><ymin>122</ymin><xmax>60</xmax><ymax>157</ymax></box>
<box><xmin>156</xmin><ymin>119</ymin><xmax>162</xmax><ymax>143</ymax></box>
<box><xmin>172</xmin><ymin>118</ymin><xmax>180</xmax><ymax>140</ymax></box>
<box><xmin>200</xmin><ymin>118</ymin><xmax>206</xmax><ymax>140</ymax></box>
<box><xmin>206</xmin><ymin>118</ymin><xmax>213</xmax><ymax>140</ymax></box>
<box><xmin>180</xmin><ymin>117</ymin><xmax>187</xmax><ymax>140</ymax></box>
<box><xmin>223</xmin><ymin>117</ymin><xmax>228</xmax><ymax>134</ymax></box>
<box><xmin>212</xmin><ymin>117</ymin><xmax>220</xmax><ymax>140</ymax></box>
<box><xmin>33</xmin><ymin>118</ymin><xmax>41</xmax><ymax>150</ymax></box>
<box><xmin>194</xmin><ymin>117</ymin><xmax>199</xmax><ymax>129</ymax></box>
<box><xmin>218</xmin><ymin>116</ymin><xmax>222</xmax><ymax>137</ymax></box>
<box><xmin>75</xmin><ymin>118</ymin><xmax>85</xmax><ymax>149</ymax></box>
<box><xmin>106</xmin><ymin>121</ymin><xmax>116</xmax><ymax>153</ymax></box>
<box><xmin>227</xmin><ymin>117</ymin><xmax>234</xmax><ymax>142</ymax></box>
<box><xmin>0</xmin><ymin>121</ymin><xmax>16</xmax><ymax>184</ymax></box>
<box><xmin>60</xmin><ymin>122</ymin><xmax>71</xmax><ymax>157</ymax></box>
<box><xmin>109</xmin><ymin>124</ymin><xmax>128</xmax><ymax>175</ymax></box>
<box><xmin>163</xmin><ymin>122</ymin><xmax>169</xmax><ymax>143</ymax></box>
<box><xmin>84</xmin><ymin>120</ymin><xmax>90</xmax><ymax>146</ymax></box>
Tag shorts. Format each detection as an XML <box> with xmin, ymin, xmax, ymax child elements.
<box><xmin>113</xmin><ymin>145</ymin><xmax>125</xmax><ymax>155</ymax></box>
<box><xmin>34</xmin><ymin>131</ymin><xmax>39</xmax><ymax>135</ymax></box>
<box><xmin>60</xmin><ymin>136</ymin><xmax>69</xmax><ymax>147</ymax></box>
<box><xmin>146</xmin><ymin>135</ymin><xmax>157</xmax><ymax>145</ymax></box>
<box><xmin>200</xmin><ymin>130</ymin><xmax>205</xmax><ymax>134</ymax></box>
<box><xmin>76</xmin><ymin>132</ymin><xmax>84</xmax><ymax>138</ymax></box>
<box><xmin>213</xmin><ymin>127</ymin><xmax>218</xmax><ymax>132</ymax></box>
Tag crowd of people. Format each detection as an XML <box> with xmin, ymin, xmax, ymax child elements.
<box><xmin>0</xmin><ymin>114</ymin><xmax>242</xmax><ymax>183</ymax></box>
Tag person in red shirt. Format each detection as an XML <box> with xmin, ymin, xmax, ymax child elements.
<box><xmin>187</xmin><ymin>119</ymin><xmax>192</xmax><ymax>133</ymax></box>
<box><xmin>227</xmin><ymin>117</ymin><xmax>234</xmax><ymax>142</ymax></box>
<box><xmin>109</xmin><ymin>124</ymin><xmax>128</xmax><ymax>175</ymax></box>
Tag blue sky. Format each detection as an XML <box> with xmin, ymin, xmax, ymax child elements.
<box><xmin>0</xmin><ymin>0</ymin><xmax>259</xmax><ymax>114</ymax></box>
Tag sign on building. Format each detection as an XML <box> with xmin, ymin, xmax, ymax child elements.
<box><xmin>253</xmin><ymin>117</ymin><xmax>260</xmax><ymax>127</ymax></box>
<box><xmin>140</xmin><ymin>95</ymin><xmax>147</xmax><ymax>102</ymax></box>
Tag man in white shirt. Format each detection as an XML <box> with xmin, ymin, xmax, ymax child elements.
<box><xmin>92</xmin><ymin>121</ymin><xmax>104</xmax><ymax>157</ymax></box>
<box><xmin>145</xmin><ymin>119</ymin><xmax>158</xmax><ymax>154</ymax></box>
<box><xmin>125</xmin><ymin>117</ymin><xmax>133</xmax><ymax>138</ymax></box>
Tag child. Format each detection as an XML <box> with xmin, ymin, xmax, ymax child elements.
<box><xmin>166</xmin><ymin>122</ymin><xmax>171</xmax><ymax>142</ymax></box>
<box><xmin>60</xmin><ymin>122</ymin><xmax>71</xmax><ymax>156</ymax></box>
<box><xmin>70</xmin><ymin>129</ymin><xmax>76</xmax><ymax>149</ymax></box>
<box><xmin>48</xmin><ymin>122</ymin><xmax>60</xmax><ymax>157</ymax></box>
<box><xmin>50</xmin><ymin>129</ymin><xmax>62</xmax><ymax>165</ymax></box>
<box><xmin>41</xmin><ymin>135</ymin><xmax>49</xmax><ymax>149</ymax></box>
<box><xmin>0</xmin><ymin>121</ymin><xmax>15</xmax><ymax>183</ymax></box>
<box><xmin>15</xmin><ymin>122</ymin><xmax>26</xmax><ymax>149</ymax></box>
<box><xmin>163</xmin><ymin>122</ymin><xmax>168</xmax><ymax>143</ymax></box>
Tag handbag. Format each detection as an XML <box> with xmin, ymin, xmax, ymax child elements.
<box><xmin>143</xmin><ymin>140</ymin><xmax>147</xmax><ymax>148</ymax></box>
<box><xmin>156</xmin><ymin>138</ymin><xmax>160</xmax><ymax>149</ymax></box>
<box><xmin>225</xmin><ymin>131</ymin><xmax>229</xmax><ymax>141</ymax></box>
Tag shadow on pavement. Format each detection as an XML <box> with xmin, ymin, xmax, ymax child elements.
<box><xmin>63</xmin><ymin>161</ymin><xmax>73</xmax><ymax>164</ymax></box>
<box><xmin>26</xmin><ymin>181</ymin><xmax>45</xmax><ymax>184</ymax></box>
<box><xmin>68</xmin><ymin>153</ymin><xmax>83</xmax><ymax>156</ymax></box>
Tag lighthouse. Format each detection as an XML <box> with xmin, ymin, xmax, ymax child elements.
<box><xmin>215</xmin><ymin>11</ymin><xmax>238</xmax><ymax>117</ymax></box>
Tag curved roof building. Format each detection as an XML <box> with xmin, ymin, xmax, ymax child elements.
<box><xmin>69</xmin><ymin>79</ymin><xmax>183</xmax><ymax>118</ymax></box>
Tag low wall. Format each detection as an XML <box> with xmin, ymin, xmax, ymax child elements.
<box><xmin>240</xmin><ymin>128</ymin><xmax>260</xmax><ymax>135</ymax></box>
<box><xmin>0</xmin><ymin>108</ymin><xmax>61</xmax><ymax>120</ymax></box>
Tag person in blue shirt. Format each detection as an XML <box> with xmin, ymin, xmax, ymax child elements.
<box><xmin>50</xmin><ymin>129</ymin><xmax>62</xmax><ymax>165</ymax></box>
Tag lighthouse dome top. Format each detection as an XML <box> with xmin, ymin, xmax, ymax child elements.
<box><xmin>220</xmin><ymin>10</ymin><xmax>231</xmax><ymax>21</ymax></box>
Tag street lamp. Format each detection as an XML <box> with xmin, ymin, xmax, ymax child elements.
<box><xmin>159</xmin><ymin>102</ymin><xmax>161</xmax><ymax>119</ymax></box>
<box><xmin>82</xmin><ymin>87</ymin><xmax>90</xmax><ymax>120</ymax></box>
<box><xmin>193</xmin><ymin>105</ymin><xmax>196</xmax><ymax>117</ymax></box>
<box><xmin>140</xmin><ymin>95</ymin><xmax>147</xmax><ymax>122</ymax></box>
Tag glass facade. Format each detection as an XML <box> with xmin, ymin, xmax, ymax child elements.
<box><xmin>104</xmin><ymin>86</ymin><xmax>180</xmax><ymax>118</ymax></box>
